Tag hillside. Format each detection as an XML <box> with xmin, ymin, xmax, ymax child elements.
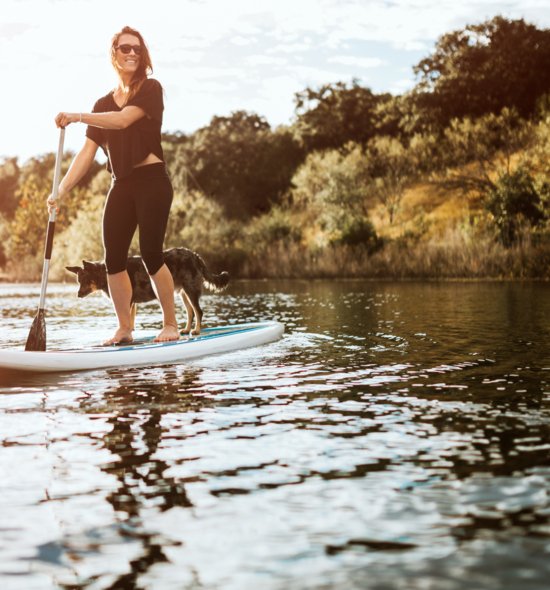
<box><xmin>1</xmin><ymin>15</ymin><xmax>549</xmax><ymax>281</ymax></box>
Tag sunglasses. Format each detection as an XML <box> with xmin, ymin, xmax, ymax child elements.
<box><xmin>116</xmin><ymin>44</ymin><xmax>142</xmax><ymax>55</ymax></box>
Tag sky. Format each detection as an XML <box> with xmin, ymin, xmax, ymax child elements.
<box><xmin>1</xmin><ymin>0</ymin><xmax>549</xmax><ymax>162</ymax></box>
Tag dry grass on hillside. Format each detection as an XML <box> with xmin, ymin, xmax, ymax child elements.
<box><xmin>371</xmin><ymin>181</ymin><xmax>485</xmax><ymax>241</ymax></box>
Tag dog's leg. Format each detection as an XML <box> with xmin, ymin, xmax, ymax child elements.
<box><xmin>186</xmin><ymin>290</ymin><xmax>203</xmax><ymax>335</ymax></box>
<box><xmin>193</xmin><ymin>309</ymin><xmax>203</xmax><ymax>335</ymax></box>
<box><xmin>179</xmin><ymin>289</ymin><xmax>194</xmax><ymax>335</ymax></box>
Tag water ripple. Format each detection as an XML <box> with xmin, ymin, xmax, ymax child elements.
<box><xmin>0</xmin><ymin>280</ymin><xmax>549</xmax><ymax>589</ymax></box>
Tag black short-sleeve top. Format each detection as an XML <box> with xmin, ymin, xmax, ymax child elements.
<box><xmin>85</xmin><ymin>78</ymin><xmax>165</xmax><ymax>180</ymax></box>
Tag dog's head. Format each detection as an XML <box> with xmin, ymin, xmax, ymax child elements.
<box><xmin>66</xmin><ymin>261</ymin><xmax>108</xmax><ymax>298</ymax></box>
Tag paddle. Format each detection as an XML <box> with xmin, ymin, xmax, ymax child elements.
<box><xmin>25</xmin><ymin>128</ymin><xmax>65</xmax><ymax>352</ymax></box>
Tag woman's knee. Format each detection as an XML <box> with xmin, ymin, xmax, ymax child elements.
<box><xmin>141</xmin><ymin>250</ymin><xmax>164</xmax><ymax>276</ymax></box>
<box><xmin>105</xmin><ymin>253</ymin><xmax>128</xmax><ymax>275</ymax></box>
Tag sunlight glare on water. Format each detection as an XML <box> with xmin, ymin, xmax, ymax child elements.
<box><xmin>0</xmin><ymin>280</ymin><xmax>549</xmax><ymax>589</ymax></box>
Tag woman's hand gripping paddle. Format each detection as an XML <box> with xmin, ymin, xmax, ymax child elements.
<box><xmin>25</xmin><ymin>128</ymin><xmax>65</xmax><ymax>351</ymax></box>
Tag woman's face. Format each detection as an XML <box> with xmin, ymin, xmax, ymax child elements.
<box><xmin>114</xmin><ymin>33</ymin><xmax>141</xmax><ymax>77</ymax></box>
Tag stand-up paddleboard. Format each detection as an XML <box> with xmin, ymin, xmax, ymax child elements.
<box><xmin>0</xmin><ymin>321</ymin><xmax>284</xmax><ymax>374</ymax></box>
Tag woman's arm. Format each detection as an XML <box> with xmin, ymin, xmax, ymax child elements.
<box><xmin>55</xmin><ymin>106</ymin><xmax>146</xmax><ymax>131</ymax></box>
<box><xmin>47</xmin><ymin>138</ymin><xmax>99</xmax><ymax>212</ymax></box>
<box><xmin>58</xmin><ymin>138</ymin><xmax>98</xmax><ymax>194</ymax></box>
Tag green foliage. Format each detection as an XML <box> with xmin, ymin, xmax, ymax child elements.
<box><xmin>485</xmin><ymin>168</ymin><xmax>546</xmax><ymax>246</ymax></box>
<box><xmin>87</xmin><ymin>169</ymin><xmax>112</xmax><ymax>195</ymax></box>
<box><xmin>413</xmin><ymin>16</ymin><xmax>550</xmax><ymax>128</ymax></box>
<box><xmin>438</xmin><ymin>108</ymin><xmax>533</xmax><ymax>194</ymax></box>
<box><xmin>291</xmin><ymin>147</ymin><xmax>366</xmax><ymax>213</ymax></box>
<box><xmin>7</xmin><ymin>153</ymin><xmax>82</xmax><ymax>263</ymax></box>
<box><xmin>292</xmin><ymin>146</ymin><xmax>367</xmax><ymax>207</ymax></box>
<box><xmin>374</xmin><ymin>94</ymin><xmax>427</xmax><ymax>139</ymax></box>
<box><xmin>162</xmin><ymin>132</ymin><xmax>192</xmax><ymax>194</ymax></box>
<box><xmin>446</xmin><ymin>109</ymin><xmax>529</xmax><ymax>165</ymax></box>
<box><xmin>293</xmin><ymin>80</ymin><xmax>392</xmax><ymax>151</ymax></box>
<box><xmin>8</xmin><ymin>174</ymin><xmax>49</xmax><ymax>259</ymax></box>
<box><xmin>165</xmin><ymin>189</ymin><xmax>246</xmax><ymax>273</ymax></box>
<box><xmin>2</xmin><ymin>15</ymin><xmax>550</xmax><ymax>280</ymax></box>
<box><xmin>408</xmin><ymin>133</ymin><xmax>442</xmax><ymax>176</ymax></box>
<box><xmin>169</xmin><ymin>111</ymin><xmax>304</xmax><ymax>219</ymax></box>
<box><xmin>288</xmin><ymin>145</ymin><xmax>383</xmax><ymax>248</ymax></box>
<box><xmin>364</xmin><ymin>136</ymin><xmax>418</xmax><ymax>223</ymax></box>
<box><xmin>330</xmin><ymin>215</ymin><xmax>381</xmax><ymax>251</ymax></box>
<box><xmin>0</xmin><ymin>216</ymin><xmax>9</xmax><ymax>268</ymax></box>
<box><xmin>525</xmin><ymin>115</ymin><xmax>550</xmax><ymax>177</ymax></box>
<box><xmin>50</xmin><ymin>170</ymin><xmax>112</xmax><ymax>279</ymax></box>
<box><xmin>165</xmin><ymin>189</ymin><xmax>228</xmax><ymax>248</ymax></box>
<box><xmin>0</xmin><ymin>157</ymin><xmax>20</xmax><ymax>218</ymax></box>
<box><xmin>245</xmin><ymin>207</ymin><xmax>302</xmax><ymax>246</ymax></box>
<box><xmin>51</xmin><ymin>193</ymin><xmax>105</xmax><ymax>280</ymax></box>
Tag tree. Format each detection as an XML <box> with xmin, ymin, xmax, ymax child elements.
<box><xmin>364</xmin><ymin>136</ymin><xmax>417</xmax><ymax>224</ymax></box>
<box><xmin>438</xmin><ymin>108</ymin><xmax>533</xmax><ymax>194</ymax></box>
<box><xmin>7</xmin><ymin>153</ymin><xmax>90</xmax><ymax>263</ymax></box>
<box><xmin>48</xmin><ymin>169</ymin><xmax>112</xmax><ymax>277</ymax></box>
<box><xmin>289</xmin><ymin>145</ymin><xmax>380</xmax><ymax>250</ymax></box>
<box><xmin>0</xmin><ymin>157</ymin><xmax>20</xmax><ymax>218</ymax></box>
<box><xmin>413</xmin><ymin>16</ymin><xmax>550</xmax><ymax>128</ymax></box>
<box><xmin>429</xmin><ymin>109</ymin><xmax>545</xmax><ymax>247</ymax></box>
<box><xmin>162</xmin><ymin>132</ymin><xmax>192</xmax><ymax>195</ymax></box>
<box><xmin>9</xmin><ymin>173</ymin><xmax>51</xmax><ymax>260</ymax></box>
<box><xmin>486</xmin><ymin>168</ymin><xmax>546</xmax><ymax>246</ymax></box>
<box><xmin>526</xmin><ymin>112</ymin><xmax>550</xmax><ymax>178</ymax></box>
<box><xmin>164</xmin><ymin>189</ymin><xmax>245</xmax><ymax>272</ymax></box>
<box><xmin>373</xmin><ymin>94</ymin><xmax>424</xmax><ymax>140</ymax></box>
<box><xmin>174</xmin><ymin>111</ymin><xmax>304</xmax><ymax>219</ymax></box>
<box><xmin>293</xmin><ymin>81</ymin><xmax>392</xmax><ymax>152</ymax></box>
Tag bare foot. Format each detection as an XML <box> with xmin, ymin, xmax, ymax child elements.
<box><xmin>103</xmin><ymin>328</ymin><xmax>133</xmax><ymax>346</ymax></box>
<box><xmin>180</xmin><ymin>326</ymin><xmax>201</xmax><ymax>336</ymax></box>
<box><xmin>154</xmin><ymin>324</ymin><xmax>179</xmax><ymax>343</ymax></box>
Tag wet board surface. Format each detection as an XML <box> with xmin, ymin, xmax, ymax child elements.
<box><xmin>0</xmin><ymin>321</ymin><xmax>284</xmax><ymax>373</ymax></box>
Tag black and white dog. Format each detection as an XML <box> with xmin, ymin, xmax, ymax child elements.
<box><xmin>66</xmin><ymin>247</ymin><xmax>229</xmax><ymax>335</ymax></box>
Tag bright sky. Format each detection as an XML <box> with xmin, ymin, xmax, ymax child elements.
<box><xmin>1</xmin><ymin>0</ymin><xmax>548</xmax><ymax>162</ymax></box>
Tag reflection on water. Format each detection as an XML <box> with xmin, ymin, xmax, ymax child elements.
<box><xmin>0</xmin><ymin>280</ymin><xmax>549</xmax><ymax>589</ymax></box>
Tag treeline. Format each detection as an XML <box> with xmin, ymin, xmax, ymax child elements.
<box><xmin>1</xmin><ymin>15</ymin><xmax>549</xmax><ymax>280</ymax></box>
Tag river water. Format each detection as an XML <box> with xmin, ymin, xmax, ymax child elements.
<box><xmin>0</xmin><ymin>280</ymin><xmax>549</xmax><ymax>590</ymax></box>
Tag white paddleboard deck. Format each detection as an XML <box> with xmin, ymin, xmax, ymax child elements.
<box><xmin>0</xmin><ymin>321</ymin><xmax>284</xmax><ymax>373</ymax></box>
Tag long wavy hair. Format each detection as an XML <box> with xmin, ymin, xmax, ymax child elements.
<box><xmin>110</xmin><ymin>26</ymin><xmax>153</xmax><ymax>103</ymax></box>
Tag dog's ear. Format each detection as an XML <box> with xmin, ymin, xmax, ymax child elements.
<box><xmin>65</xmin><ymin>266</ymin><xmax>81</xmax><ymax>275</ymax></box>
<box><xmin>82</xmin><ymin>260</ymin><xmax>94</xmax><ymax>270</ymax></box>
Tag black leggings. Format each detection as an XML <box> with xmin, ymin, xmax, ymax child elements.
<box><xmin>103</xmin><ymin>163</ymin><xmax>173</xmax><ymax>275</ymax></box>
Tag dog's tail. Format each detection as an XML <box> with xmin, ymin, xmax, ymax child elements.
<box><xmin>196</xmin><ymin>253</ymin><xmax>230</xmax><ymax>292</ymax></box>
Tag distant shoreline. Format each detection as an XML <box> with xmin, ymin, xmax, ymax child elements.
<box><xmin>2</xmin><ymin>276</ymin><xmax>549</xmax><ymax>284</ymax></box>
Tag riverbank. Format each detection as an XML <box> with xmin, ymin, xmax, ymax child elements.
<box><xmin>2</xmin><ymin>181</ymin><xmax>549</xmax><ymax>282</ymax></box>
<box><xmin>1</xmin><ymin>239</ymin><xmax>548</xmax><ymax>283</ymax></box>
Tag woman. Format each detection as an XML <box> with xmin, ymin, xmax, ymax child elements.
<box><xmin>48</xmin><ymin>26</ymin><xmax>179</xmax><ymax>345</ymax></box>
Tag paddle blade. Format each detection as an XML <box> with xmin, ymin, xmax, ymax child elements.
<box><xmin>25</xmin><ymin>310</ymin><xmax>46</xmax><ymax>351</ymax></box>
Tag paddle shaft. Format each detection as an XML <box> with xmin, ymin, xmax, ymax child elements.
<box><xmin>36</xmin><ymin>128</ymin><xmax>65</xmax><ymax>310</ymax></box>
